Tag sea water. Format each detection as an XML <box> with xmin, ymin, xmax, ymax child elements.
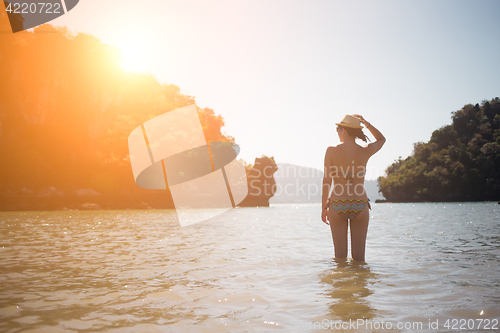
<box><xmin>0</xmin><ymin>202</ymin><xmax>499</xmax><ymax>332</ymax></box>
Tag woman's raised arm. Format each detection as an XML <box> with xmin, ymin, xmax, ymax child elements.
<box><xmin>353</xmin><ymin>114</ymin><xmax>386</xmax><ymax>156</ymax></box>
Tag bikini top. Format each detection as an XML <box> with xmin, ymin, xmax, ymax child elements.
<box><xmin>332</xmin><ymin>170</ymin><xmax>365</xmax><ymax>180</ymax></box>
<box><xmin>332</xmin><ymin>171</ymin><xmax>365</xmax><ymax>190</ymax></box>
<box><xmin>342</xmin><ymin>171</ymin><xmax>365</xmax><ymax>180</ymax></box>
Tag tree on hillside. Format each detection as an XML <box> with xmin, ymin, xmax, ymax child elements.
<box><xmin>0</xmin><ymin>18</ymin><xmax>235</xmax><ymax>208</ymax></box>
<box><xmin>378</xmin><ymin>98</ymin><xmax>500</xmax><ymax>202</ymax></box>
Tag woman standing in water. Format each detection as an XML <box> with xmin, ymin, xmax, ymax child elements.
<box><xmin>321</xmin><ymin>114</ymin><xmax>386</xmax><ymax>262</ymax></box>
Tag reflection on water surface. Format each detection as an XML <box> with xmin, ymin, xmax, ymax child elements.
<box><xmin>0</xmin><ymin>203</ymin><xmax>499</xmax><ymax>332</ymax></box>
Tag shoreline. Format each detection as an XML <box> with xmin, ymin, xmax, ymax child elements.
<box><xmin>375</xmin><ymin>199</ymin><xmax>500</xmax><ymax>204</ymax></box>
<box><xmin>1</xmin><ymin>198</ymin><xmax>499</xmax><ymax>212</ymax></box>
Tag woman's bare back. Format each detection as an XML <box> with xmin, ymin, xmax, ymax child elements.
<box><xmin>324</xmin><ymin>143</ymin><xmax>370</xmax><ymax>201</ymax></box>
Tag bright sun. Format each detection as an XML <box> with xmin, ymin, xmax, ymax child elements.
<box><xmin>116</xmin><ymin>33</ymin><xmax>152</xmax><ymax>73</ymax></box>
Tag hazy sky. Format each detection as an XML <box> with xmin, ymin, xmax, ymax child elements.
<box><xmin>51</xmin><ymin>0</ymin><xmax>500</xmax><ymax>179</ymax></box>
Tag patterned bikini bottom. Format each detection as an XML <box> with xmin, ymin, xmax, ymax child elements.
<box><xmin>326</xmin><ymin>199</ymin><xmax>371</xmax><ymax>220</ymax></box>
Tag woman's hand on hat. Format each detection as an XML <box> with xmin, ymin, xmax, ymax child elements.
<box><xmin>353</xmin><ymin>114</ymin><xmax>365</xmax><ymax>122</ymax></box>
<box><xmin>353</xmin><ymin>114</ymin><xmax>370</xmax><ymax>126</ymax></box>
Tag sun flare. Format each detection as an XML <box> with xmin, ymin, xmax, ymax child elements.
<box><xmin>116</xmin><ymin>33</ymin><xmax>153</xmax><ymax>73</ymax></box>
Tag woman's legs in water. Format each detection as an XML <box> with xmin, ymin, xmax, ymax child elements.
<box><xmin>350</xmin><ymin>206</ymin><xmax>369</xmax><ymax>262</ymax></box>
<box><xmin>328</xmin><ymin>209</ymin><xmax>348</xmax><ymax>258</ymax></box>
<box><xmin>328</xmin><ymin>205</ymin><xmax>369</xmax><ymax>261</ymax></box>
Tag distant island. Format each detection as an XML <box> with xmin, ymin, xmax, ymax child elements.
<box><xmin>238</xmin><ymin>157</ymin><xmax>278</xmax><ymax>207</ymax></box>
<box><xmin>378</xmin><ymin>98</ymin><xmax>500</xmax><ymax>202</ymax></box>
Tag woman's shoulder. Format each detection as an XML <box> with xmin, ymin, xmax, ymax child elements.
<box><xmin>327</xmin><ymin>143</ymin><xmax>344</xmax><ymax>150</ymax></box>
<box><xmin>325</xmin><ymin>145</ymin><xmax>341</xmax><ymax>155</ymax></box>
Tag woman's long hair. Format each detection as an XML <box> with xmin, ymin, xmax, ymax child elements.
<box><xmin>339</xmin><ymin>125</ymin><xmax>370</xmax><ymax>143</ymax></box>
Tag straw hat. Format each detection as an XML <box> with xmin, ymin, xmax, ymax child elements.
<box><xmin>335</xmin><ymin>114</ymin><xmax>362</xmax><ymax>129</ymax></box>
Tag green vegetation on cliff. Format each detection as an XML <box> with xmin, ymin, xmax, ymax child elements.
<box><xmin>378</xmin><ymin>98</ymin><xmax>500</xmax><ymax>202</ymax></box>
<box><xmin>0</xmin><ymin>16</ymin><xmax>236</xmax><ymax>209</ymax></box>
